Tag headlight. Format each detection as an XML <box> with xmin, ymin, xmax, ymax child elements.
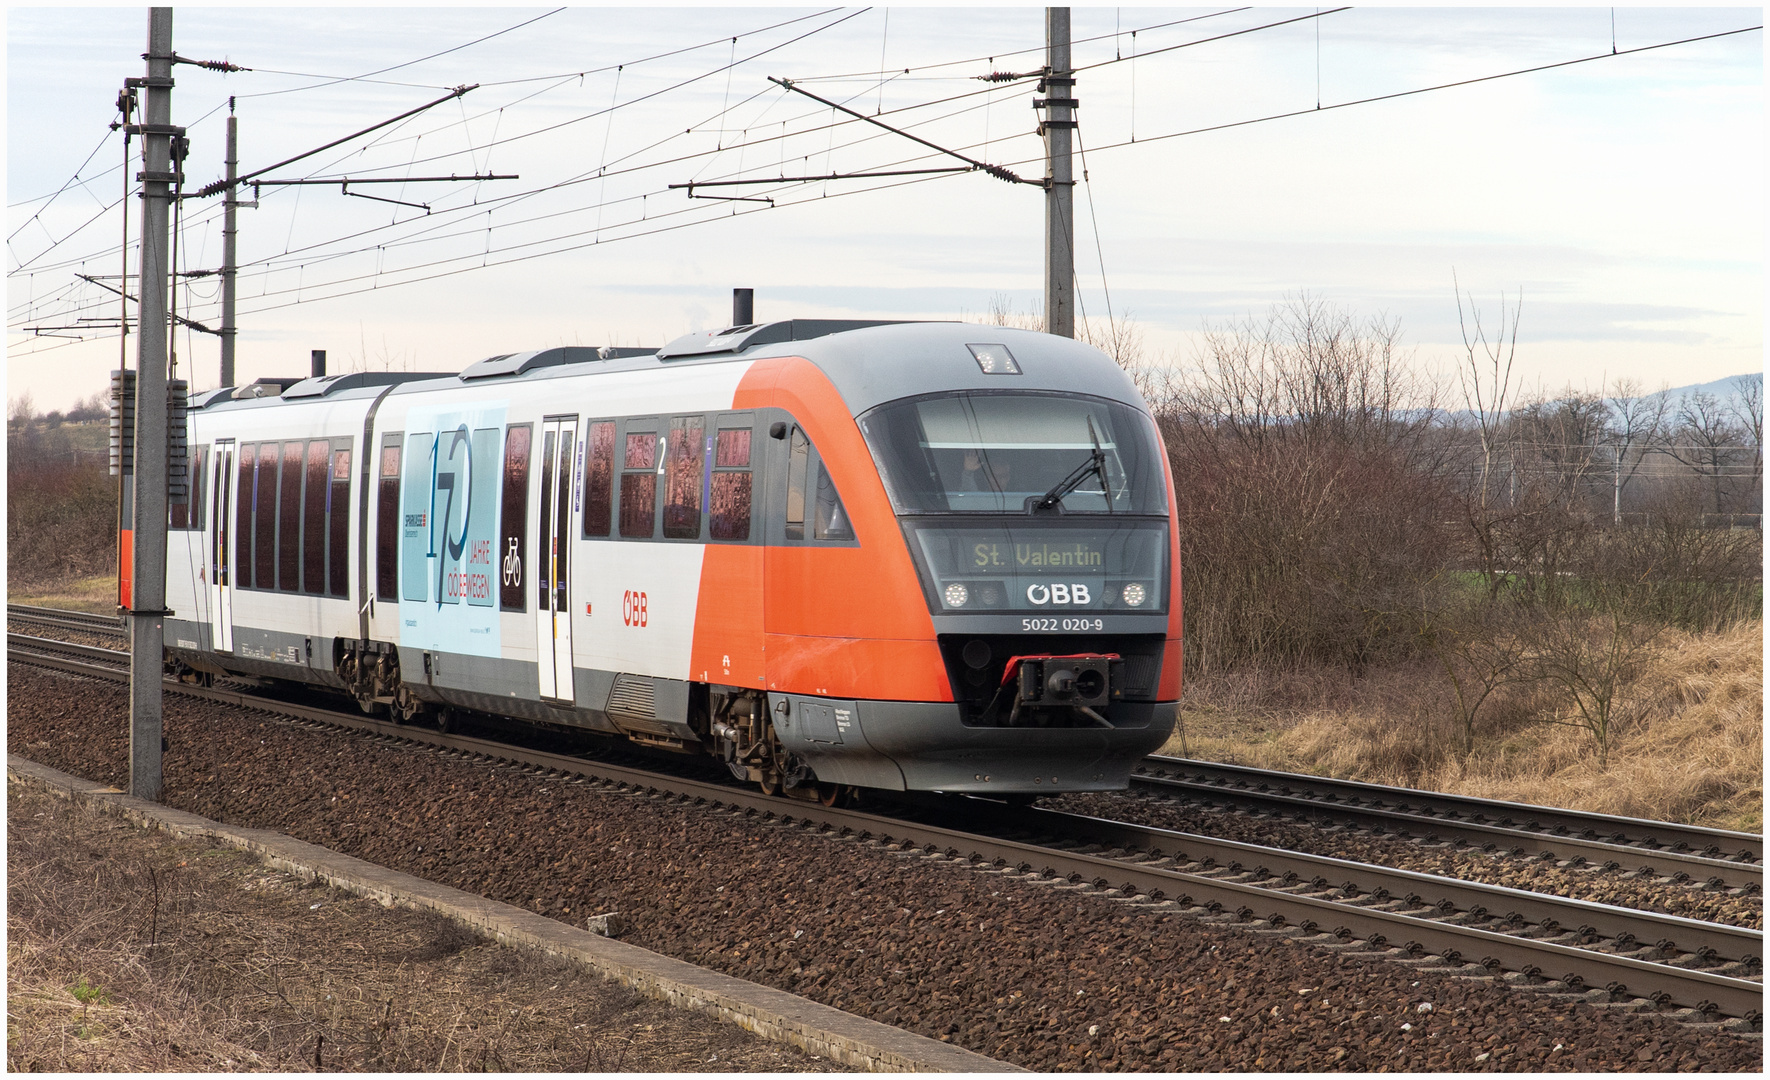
<box><xmin>944</xmin><ymin>582</ymin><xmax>970</xmax><ymax>608</ymax></box>
<box><xmin>1121</xmin><ymin>582</ymin><xmax>1147</xmax><ymax>607</ymax></box>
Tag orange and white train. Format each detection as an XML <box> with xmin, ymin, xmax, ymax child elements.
<box><xmin>162</xmin><ymin>319</ymin><xmax>1181</xmax><ymax>801</ymax></box>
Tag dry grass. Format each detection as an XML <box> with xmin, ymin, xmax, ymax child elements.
<box><xmin>1167</xmin><ymin>621</ymin><xmax>1763</xmax><ymax>832</ymax></box>
<box><xmin>5</xmin><ymin>782</ymin><xmax>837</xmax><ymax>1073</ymax></box>
<box><xmin>9</xmin><ymin>574</ymin><xmax>118</xmax><ymax>613</ymax></box>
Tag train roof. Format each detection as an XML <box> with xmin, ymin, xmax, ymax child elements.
<box><xmin>193</xmin><ymin>319</ymin><xmax>1145</xmax><ymax>417</ymax></box>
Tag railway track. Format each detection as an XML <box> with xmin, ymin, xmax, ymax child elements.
<box><xmin>7</xmin><ymin>603</ymin><xmax>125</xmax><ymax>638</ymax></box>
<box><xmin>9</xmin><ymin>632</ymin><xmax>1762</xmax><ymax>1024</ymax></box>
<box><xmin>1132</xmin><ymin>757</ymin><xmax>1763</xmax><ymax>893</ymax></box>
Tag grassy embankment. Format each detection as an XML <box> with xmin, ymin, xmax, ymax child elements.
<box><xmin>1164</xmin><ymin>620</ymin><xmax>1763</xmax><ymax>832</ymax></box>
<box><xmin>8</xmin><ymin>420</ymin><xmax>117</xmax><ymax>613</ymax></box>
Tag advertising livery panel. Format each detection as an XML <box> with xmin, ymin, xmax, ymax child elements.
<box><xmin>398</xmin><ymin>402</ymin><xmax>508</xmax><ymax>657</ymax></box>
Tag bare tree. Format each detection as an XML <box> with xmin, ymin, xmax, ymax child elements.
<box><xmin>1453</xmin><ymin>273</ymin><xmax>1521</xmax><ymax>513</ymax></box>
<box><xmin>1603</xmin><ymin>378</ymin><xmax>1670</xmax><ymax>525</ymax></box>
<box><xmin>1727</xmin><ymin>375</ymin><xmax>1762</xmax><ymax>511</ymax></box>
<box><xmin>1452</xmin><ymin>276</ymin><xmax>1529</xmax><ymax>597</ymax></box>
<box><xmin>1663</xmin><ymin>390</ymin><xmax>1746</xmax><ymax>518</ymax></box>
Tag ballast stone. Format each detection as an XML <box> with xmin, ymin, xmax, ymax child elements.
<box><xmin>7</xmin><ymin>753</ymin><xmax>1019</xmax><ymax>1074</ymax></box>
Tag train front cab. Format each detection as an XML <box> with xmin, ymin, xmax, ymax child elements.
<box><xmin>729</xmin><ymin>344</ymin><xmax>1179</xmax><ymax>796</ymax></box>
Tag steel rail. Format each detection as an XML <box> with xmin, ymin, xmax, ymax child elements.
<box><xmin>1136</xmin><ymin>757</ymin><xmax>1762</xmax><ymax>889</ymax></box>
<box><xmin>8</xmin><ymin>637</ymin><xmax>1762</xmax><ymax>1020</ymax></box>
<box><xmin>7</xmin><ymin>604</ymin><xmax>127</xmax><ymax>636</ymax></box>
<box><xmin>980</xmin><ymin>802</ymin><xmax>1761</xmax><ymax>968</ymax></box>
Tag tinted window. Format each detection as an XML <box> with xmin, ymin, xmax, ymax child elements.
<box><xmin>212</xmin><ymin>446</ymin><xmax>229</xmax><ymax>586</ymax></box>
<box><xmin>329</xmin><ymin>447</ymin><xmax>351</xmax><ymax>597</ymax></box>
<box><xmin>552</xmin><ymin>426</ymin><xmax>573</xmax><ymax>613</ymax></box>
<box><xmin>279</xmin><ymin>441</ymin><xmax>303</xmax><ymax>591</ymax></box>
<box><xmin>170</xmin><ymin>445</ymin><xmax>206</xmax><ymax>530</ymax></box>
<box><xmin>304</xmin><ymin>440</ymin><xmax>328</xmax><ymax>594</ymax></box>
<box><xmin>582</xmin><ymin>420</ymin><xmax>615</xmax><ymax>538</ymax></box>
<box><xmin>254</xmin><ymin>444</ymin><xmax>277</xmax><ymax>588</ymax></box>
<box><xmin>536</xmin><ymin>428</ymin><xmax>556</xmax><ymax>608</ymax></box>
<box><xmin>190</xmin><ymin>446</ymin><xmax>206</xmax><ymax>531</ymax></box>
<box><xmin>499</xmin><ymin>424</ymin><xmax>530</xmax><ymax>611</ymax></box>
<box><xmin>376</xmin><ymin>440</ymin><xmax>401</xmax><ymax>601</ymax></box>
<box><xmin>710</xmin><ymin>427</ymin><xmax>752</xmax><ymax>542</ymax></box>
<box><xmin>619</xmin><ymin>430</ymin><xmax>658</xmax><ymax>539</ymax></box>
<box><xmin>663</xmin><ymin>415</ymin><xmax>705</xmax><ymax>540</ymax></box>
<box><xmin>236</xmin><ymin>444</ymin><xmax>256</xmax><ymax>589</ymax></box>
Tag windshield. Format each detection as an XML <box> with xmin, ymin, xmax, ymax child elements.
<box><xmin>858</xmin><ymin>392</ymin><xmax>1167</xmax><ymax>515</ymax></box>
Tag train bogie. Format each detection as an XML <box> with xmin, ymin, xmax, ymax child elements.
<box><xmin>162</xmin><ymin>321</ymin><xmax>1181</xmax><ymax>796</ymax></box>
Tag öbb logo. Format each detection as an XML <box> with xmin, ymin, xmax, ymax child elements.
<box><xmin>622</xmin><ymin>590</ymin><xmax>649</xmax><ymax>627</ymax></box>
<box><xmin>1026</xmin><ymin>583</ymin><xmax>1091</xmax><ymax>605</ymax></box>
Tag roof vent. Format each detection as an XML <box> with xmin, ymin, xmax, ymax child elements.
<box><xmin>459</xmin><ymin>346</ymin><xmax>658</xmax><ymax>380</ymax></box>
<box><xmin>282</xmin><ymin>371</ymin><xmax>454</xmax><ymax>398</ymax></box>
<box><xmin>655</xmin><ymin>319</ymin><xmax>909</xmax><ymax>361</ymax></box>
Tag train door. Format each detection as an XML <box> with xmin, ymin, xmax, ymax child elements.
<box><xmin>534</xmin><ymin>417</ymin><xmax>578</xmax><ymax>703</ymax></box>
<box><xmin>210</xmin><ymin>439</ymin><xmax>236</xmax><ymax>652</ymax></box>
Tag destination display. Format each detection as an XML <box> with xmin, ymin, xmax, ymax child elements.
<box><xmin>902</xmin><ymin>519</ymin><xmax>1168</xmax><ymax>614</ymax></box>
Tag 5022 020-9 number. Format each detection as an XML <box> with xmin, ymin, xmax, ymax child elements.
<box><xmin>1021</xmin><ymin>617</ymin><xmax>1104</xmax><ymax>632</ymax></box>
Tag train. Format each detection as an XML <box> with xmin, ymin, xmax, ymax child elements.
<box><xmin>157</xmin><ymin>317</ymin><xmax>1182</xmax><ymax>803</ymax></box>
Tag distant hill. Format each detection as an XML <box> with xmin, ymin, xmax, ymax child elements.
<box><xmin>1651</xmin><ymin>372</ymin><xmax>1761</xmax><ymax>405</ymax></box>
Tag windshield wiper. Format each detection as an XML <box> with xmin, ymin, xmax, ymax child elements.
<box><xmin>1034</xmin><ymin>417</ymin><xmax>1110</xmax><ymax>512</ymax></box>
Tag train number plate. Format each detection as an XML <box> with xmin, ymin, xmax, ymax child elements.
<box><xmin>1021</xmin><ymin>617</ymin><xmax>1104</xmax><ymax>632</ymax></box>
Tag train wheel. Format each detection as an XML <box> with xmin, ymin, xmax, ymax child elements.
<box><xmin>816</xmin><ymin>783</ymin><xmax>846</xmax><ymax>808</ymax></box>
<box><xmin>436</xmin><ymin>707</ymin><xmax>457</xmax><ymax>735</ymax></box>
<box><xmin>758</xmin><ymin>773</ymin><xmax>780</xmax><ymax>797</ymax></box>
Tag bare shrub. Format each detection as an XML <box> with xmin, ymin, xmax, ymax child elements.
<box><xmin>8</xmin><ymin>419</ymin><xmax>117</xmax><ymax>590</ymax></box>
<box><xmin>1161</xmin><ymin>295</ymin><xmax>1454</xmax><ymax>674</ymax></box>
<box><xmin>1417</xmin><ymin>592</ymin><xmax>1531</xmax><ymax>755</ymax></box>
<box><xmin>1573</xmin><ymin>487</ymin><xmax>1762</xmax><ymax>631</ymax></box>
<box><xmin>1524</xmin><ymin>607</ymin><xmax>1661</xmax><ymax>768</ymax></box>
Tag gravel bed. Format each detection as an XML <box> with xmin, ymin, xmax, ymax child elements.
<box><xmin>1049</xmin><ymin>792</ymin><xmax>1763</xmax><ymax>930</ymax></box>
<box><xmin>8</xmin><ymin>661</ymin><xmax>1761</xmax><ymax>1072</ymax></box>
<box><xmin>8</xmin><ymin>621</ymin><xmax>126</xmax><ymax>651</ymax></box>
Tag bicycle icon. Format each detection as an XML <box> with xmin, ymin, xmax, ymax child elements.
<box><xmin>501</xmin><ymin>538</ymin><xmax>522</xmax><ymax>587</ymax></box>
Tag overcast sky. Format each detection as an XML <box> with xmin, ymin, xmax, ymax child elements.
<box><xmin>7</xmin><ymin>6</ymin><xmax>1763</xmax><ymax>413</ymax></box>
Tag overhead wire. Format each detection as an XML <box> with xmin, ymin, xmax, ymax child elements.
<box><xmin>234</xmin><ymin>8</ymin><xmax>568</xmax><ymax>99</ymax></box>
<box><xmin>1060</xmin><ymin>22</ymin><xmax>1764</xmax><ymax>158</ymax></box>
<box><xmin>9</xmin><ymin>10</ymin><xmax>868</xmax><ymax>281</ymax></box>
<box><xmin>14</xmin><ymin>14</ymin><xmax>1760</xmax><ymax>353</ymax></box>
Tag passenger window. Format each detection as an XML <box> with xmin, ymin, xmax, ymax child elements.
<box><xmin>278</xmin><ymin>441</ymin><xmax>303</xmax><ymax>591</ymax></box>
<box><xmin>499</xmin><ymin>424</ymin><xmax>531</xmax><ymax>611</ymax></box>
<box><xmin>813</xmin><ymin>461</ymin><xmax>853</xmax><ymax>541</ymax></box>
<box><xmin>190</xmin><ymin>446</ymin><xmax>206</xmax><ymax>531</ymax></box>
<box><xmin>255</xmin><ymin>444</ymin><xmax>277</xmax><ymax>589</ymax></box>
<box><xmin>376</xmin><ymin>438</ymin><xmax>401</xmax><ymax>602</ymax></box>
<box><xmin>619</xmin><ymin>429</ymin><xmax>658</xmax><ymax>538</ymax></box>
<box><xmin>536</xmin><ymin>428</ymin><xmax>557</xmax><ymax>608</ymax></box>
<box><xmin>785</xmin><ymin>427</ymin><xmax>809</xmax><ymax>541</ymax></box>
<box><xmin>170</xmin><ymin>446</ymin><xmax>206</xmax><ymax>530</ymax></box>
<box><xmin>581</xmin><ymin>421</ymin><xmax>615</xmax><ymax>538</ymax></box>
<box><xmin>237</xmin><ymin>444</ymin><xmax>257</xmax><ymax>589</ymax></box>
<box><xmin>710</xmin><ymin>427</ymin><xmax>752</xmax><ymax>541</ymax></box>
<box><xmin>663</xmin><ymin>415</ymin><xmax>705</xmax><ymax>540</ymax></box>
<box><xmin>328</xmin><ymin>446</ymin><xmax>351</xmax><ymax>597</ymax></box>
<box><xmin>303</xmin><ymin>440</ymin><xmax>329</xmax><ymax>594</ymax></box>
